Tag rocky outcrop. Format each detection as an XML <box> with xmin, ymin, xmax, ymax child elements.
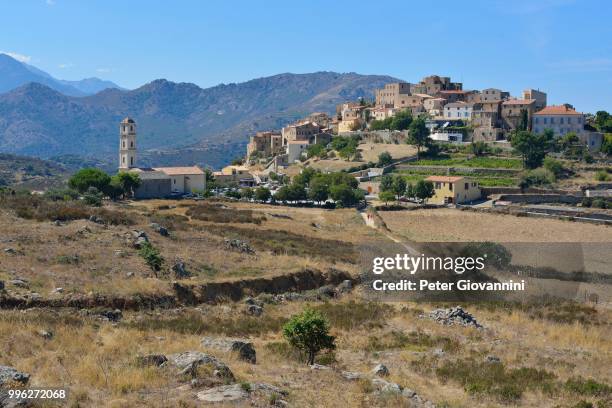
<box><xmin>168</xmin><ymin>351</ymin><xmax>234</xmax><ymax>381</ymax></box>
<box><xmin>0</xmin><ymin>366</ymin><xmax>29</xmax><ymax>387</ymax></box>
<box><xmin>150</xmin><ymin>223</ymin><xmax>169</xmax><ymax>237</ymax></box>
<box><xmin>201</xmin><ymin>337</ymin><xmax>256</xmax><ymax>364</ymax></box>
<box><xmin>424</xmin><ymin>306</ymin><xmax>483</xmax><ymax>328</ymax></box>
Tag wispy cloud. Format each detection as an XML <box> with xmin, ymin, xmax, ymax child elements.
<box><xmin>58</xmin><ymin>63</ymin><xmax>74</xmax><ymax>69</ymax></box>
<box><xmin>96</xmin><ymin>67</ymin><xmax>112</xmax><ymax>73</ymax></box>
<box><xmin>46</xmin><ymin>0</ymin><xmax>56</xmax><ymax>6</ymax></box>
<box><xmin>0</xmin><ymin>51</ymin><xmax>32</xmax><ymax>63</ymax></box>
<box><xmin>548</xmin><ymin>58</ymin><xmax>612</xmax><ymax>72</ymax></box>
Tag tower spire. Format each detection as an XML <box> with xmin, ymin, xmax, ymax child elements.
<box><xmin>119</xmin><ymin>117</ymin><xmax>136</xmax><ymax>170</ymax></box>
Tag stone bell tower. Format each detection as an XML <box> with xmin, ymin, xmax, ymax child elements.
<box><xmin>119</xmin><ymin>117</ymin><xmax>137</xmax><ymax>170</ymax></box>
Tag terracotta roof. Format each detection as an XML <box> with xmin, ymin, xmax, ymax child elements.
<box><xmin>534</xmin><ymin>105</ymin><xmax>582</xmax><ymax>116</ymax></box>
<box><xmin>439</xmin><ymin>90</ymin><xmax>466</xmax><ymax>94</ymax></box>
<box><xmin>502</xmin><ymin>99</ymin><xmax>535</xmax><ymax>105</ymax></box>
<box><xmin>426</xmin><ymin>176</ymin><xmax>465</xmax><ymax>183</ymax></box>
<box><xmin>153</xmin><ymin>166</ymin><xmax>204</xmax><ymax>175</ymax></box>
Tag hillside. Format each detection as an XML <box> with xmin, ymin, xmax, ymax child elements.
<box><xmin>0</xmin><ymin>53</ymin><xmax>121</xmax><ymax>96</ymax></box>
<box><xmin>0</xmin><ymin>72</ymin><xmax>399</xmax><ymax>168</ymax></box>
<box><xmin>0</xmin><ymin>153</ymin><xmax>70</xmax><ymax>189</ymax></box>
<box><xmin>0</xmin><ymin>198</ymin><xmax>609</xmax><ymax>407</ymax></box>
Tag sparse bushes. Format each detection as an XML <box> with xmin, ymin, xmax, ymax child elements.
<box><xmin>313</xmin><ymin>301</ymin><xmax>394</xmax><ymax>330</ymax></box>
<box><xmin>377</xmin><ymin>151</ymin><xmax>393</xmax><ymax>167</ymax></box>
<box><xmin>366</xmin><ymin>330</ymin><xmax>460</xmax><ymax>353</ymax></box>
<box><xmin>434</xmin><ymin>359</ymin><xmax>557</xmax><ymax>402</ymax></box>
<box><xmin>595</xmin><ymin>170</ymin><xmax>609</xmax><ymax>182</ymax></box>
<box><xmin>204</xmin><ymin>224</ymin><xmax>356</xmax><ymax>263</ymax></box>
<box><xmin>138</xmin><ymin>242</ymin><xmax>163</xmax><ymax>271</ymax></box>
<box><xmin>519</xmin><ymin>168</ymin><xmax>556</xmax><ymax>189</ymax></box>
<box><xmin>83</xmin><ymin>186</ymin><xmax>103</xmax><ymax>206</ymax></box>
<box><xmin>283</xmin><ymin>308</ymin><xmax>336</xmax><ymax>365</ymax></box>
<box><xmin>186</xmin><ymin>203</ymin><xmax>265</xmax><ymax>224</ymax></box>
<box><xmin>565</xmin><ymin>377</ymin><xmax>611</xmax><ymax>397</ymax></box>
<box><xmin>127</xmin><ymin>311</ymin><xmax>287</xmax><ymax>337</ymax></box>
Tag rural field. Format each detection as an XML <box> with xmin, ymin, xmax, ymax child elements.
<box><xmin>0</xmin><ymin>198</ymin><xmax>611</xmax><ymax>407</ymax></box>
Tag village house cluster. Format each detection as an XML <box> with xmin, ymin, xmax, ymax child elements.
<box><xmin>245</xmin><ymin>74</ymin><xmax>604</xmax><ymax>167</ymax></box>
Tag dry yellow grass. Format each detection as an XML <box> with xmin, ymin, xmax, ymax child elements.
<box><xmin>380</xmin><ymin>208</ymin><xmax>612</xmax><ymax>242</ymax></box>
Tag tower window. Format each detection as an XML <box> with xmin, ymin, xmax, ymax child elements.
<box><xmin>130</xmin><ymin>141</ymin><xmax>134</xmax><ymax>148</ymax></box>
<box><xmin>122</xmin><ymin>157</ymin><xmax>125</xmax><ymax>163</ymax></box>
<box><xmin>130</xmin><ymin>157</ymin><xmax>133</xmax><ymax>166</ymax></box>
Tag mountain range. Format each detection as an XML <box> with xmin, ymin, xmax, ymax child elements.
<box><xmin>0</xmin><ymin>53</ymin><xmax>122</xmax><ymax>96</ymax></box>
<box><xmin>0</xmin><ymin>53</ymin><xmax>399</xmax><ymax>168</ymax></box>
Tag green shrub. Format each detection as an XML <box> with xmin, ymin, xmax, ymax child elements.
<box><xmin>595</xmin><ymin>170</ymin><xmax>609</xmax><ymax>182</ymax></box>
<box><xmin>565</xmin><ymin>377</ymin><xmax>611</xmax><ymax>397</ymax></box>
<box><xmin>283</xmin><ymin>308</ymin><xmax>335</xmax><ymax>365</ymax></box>
<box><xmin>519</xmin><ymin>168</ymin><xmax>556</xmax><ymax>189</ymax></box>
<box><xmin>83</xmin><ymin>186</ymin><xmax>103</xmax><ymax>206</ymax></box>
<box><xmin>139</xmin><ymin>242</ymin><xmax>163</xmax><ymax>271</ymax></box>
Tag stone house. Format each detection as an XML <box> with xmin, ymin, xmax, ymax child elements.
<box><xmin>426</xmin><ymin>176</ymin><xmax>481</xmax><ymax>204</ymax></box>
<box><xmin>501</xmin><ymin>99</ymin><xmax>536</xmax><ymax>130</ymax></box>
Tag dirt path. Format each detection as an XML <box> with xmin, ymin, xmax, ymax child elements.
<box><xmin>360</xmin><ymin>210</ymin><xmax>420</xmax><ymax>255</ymax></box>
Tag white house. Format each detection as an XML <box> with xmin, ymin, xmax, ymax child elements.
<box><xmin>287</xmin><ymin>140</ymin><xmax>309</xmax><ymax>163</ymax></box>
<box><xmin>444</xmin><ymin>102</ymin><xmax>475</xmax><ymax>121</ymax></box>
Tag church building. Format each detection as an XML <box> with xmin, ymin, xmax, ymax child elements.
<box><xmin>118</xmin><ymin>117</ymin><xmax>206</xmax><ymax>199</ymax></box>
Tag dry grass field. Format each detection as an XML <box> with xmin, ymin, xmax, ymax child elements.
<box><xmin>379</xmin><ymin>208</ymin><xmax>612</xmax><ymax>242</ymax></box>
<box><xmin>1</xmin><ymin>197</ymin><xmax>611</xmax><ymax>407</ymax></box>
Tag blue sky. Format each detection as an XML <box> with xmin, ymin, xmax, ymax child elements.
<box><xmin>1</xmin><ymin>0</ymin><xmax>611</xmax><ymax>112</ymax></box>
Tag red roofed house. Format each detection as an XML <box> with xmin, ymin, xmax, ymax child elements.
<box><xmin>532</xmin><ymin>105</ymin><xmax>585</xmax><ymax>136</ymax></box>
<box><xmin>425</xmin><ymin>176</ymin><xmax>481</xmax><ymax>205</ymax></box>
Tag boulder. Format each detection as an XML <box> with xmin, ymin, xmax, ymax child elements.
<box><xmin>172</xmin><ymin>259</ymin><xmax>190</xmax><ymax>279</ymax></box>
<box><xmin>89</xmin><ymin>215</ymin><xmax>105</xmax><ymax>224</ymax></box>
<box><xmin>131</xmin><ymin>231</ymin><xmax>149</xmax><ymax>248</ymax></box>
<box><xmin>99</xmin><ymin>309</ymin><xmax>122</xmax><ymax>322</ymax></box>
<box><xmin>201</xmin><ymin>337</ymin><xmax>256</xmax><ymax>364</ymax></box>
<box><xmin>309</xmin><ymin>364</ymin><xmax>331</xmax><ymax>370</ymax></box>
<box><xmin>0</xmin><ymin>366</ymin><xmax>29</xmax><ymax>387</ymax></box>
<box><xmin>336</xmin><ymin>279</ymin><xmax>353</xmax><ymax>293</ymax></box>
<box><xmin>425</xmin><ymin>306</ymin><xmax>483</xmax><ymax>328</ymax></box>
<box><xmin>136</xmin><ymin>354</ymin><xmax>168</xmax><ymax>367</ymax></box>
<box><xmin>317</xmin><ymin>285</ymin><xmax>336</xmax><ymax>298</ymax></box>
<box><xmin>372</xmin><ymin>363</ymin><xmax>389</xmax><ymax>377</ymax></box>
<box><xmin>245</xmin><ymin>304</ymin><xmax>263</xmax><ymax>316</ymax></box>
<box><xmin>168</xmin><ymin>351</ymin><xmax>234</xmax><ymax>381</ymax></box>
<box><xmin>150</xmin><ymin>223</ymin><xmax>169</xmax><ymax>237</ymax></box>
<box><xmin>38</xmin><ymin>330</ymin><xmax>53</xmax><ymax>340</ymax></box>
<box><xmin>341</xmin><ymin>371</ymin><xmax>363</xmax><ymax>381</ymax></box>
<box><xmin>224</xmin><ymin>239</ymin><xmax>254</xmax><ymax>254</ymax></box>
<box><xmin>485</xmin><ymin>355</ymin><xmax>501</xmax><ymax>363</ymax></box>
<box><xmin>3</xmin><ymin>248</ymin><xmax>16</xmax><ymax>255</ymax></box>
<box><xmin>372</xmin><ymin>378</ymin><xmax>401</xmax><ymax>393</ymax></box>
<box><xmin>196</xmin><ymin>384</ymin><xmax>248</xmax><ymax>403</ymax></box>
<box><xmin>9</xmin><ymin>279</ymin><xmax>28</xmax><ymax>289</ymax></box>
<box><xmin>244</xmin><ymin>297</ymin><xmax>264</xmax><ymax>307</ymax></box>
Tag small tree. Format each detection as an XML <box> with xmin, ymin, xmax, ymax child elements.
<box><xmin>283</xmin><ymin>308</ymin><xmax>335</xmax><ymax>365</ymax></box>
<box><xmin>405</xmin><ymin>182</ymin><xmax>415</xmax><ymax>200</ymax></box>
<box><xmin>254</xmin><ymin>187</ymin><xmax>271</xmax><ymax>202</ymax></box>
<box><xmin>415</xmin><ymin>180</ymin><xmax>434</xmax><ymax>203</ymax></box>
<box><xmin>379</xmin><ymin>190</ymin><xmax>396</xmax><ymax>205</ymax></box>
<box><xmin>511</xmin><ymin>130</ymin><xmax>553</xmax><ymax>169</ymax></box>
<box><xmin>392</xmin><ymin>175</ymin><xmax>407</xmax><ymax>199</ymax></box>
<box><xmin>241</xmin><ymin>187</ymin><xmax>254</xmax><ymax>200</ymax></box>
<box><xmin>379</xmin><ymin>175</ymin><xmax>393</xmax><ymax>192</ymax></box>
<box><xmin>308</xmin><ymin>177</ymin><xmax>329</xmax><ymax>204</ymax></box>
<box><xmin>114</xmin><ymin>171</ymin><xmax>141</xmax><ymax>198</ymax></box>
<box><xmin>407</xmin><ymin>116</ymin><xmax>430</xmax><ymax>159</ymax></box>
<box><xmin>69</xmin><ymin>168</ymin><xmax>111</xmax><ymax>193</ymax></box>
<box><xmin>83</xmin><ymin>186</ymin><xmax>103</xmax><ymax>206</ymax></box>
<box><xmin>377</xmin><ymin>151</ymin><xmax>393</xmax><ymax>167</ymax></box>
